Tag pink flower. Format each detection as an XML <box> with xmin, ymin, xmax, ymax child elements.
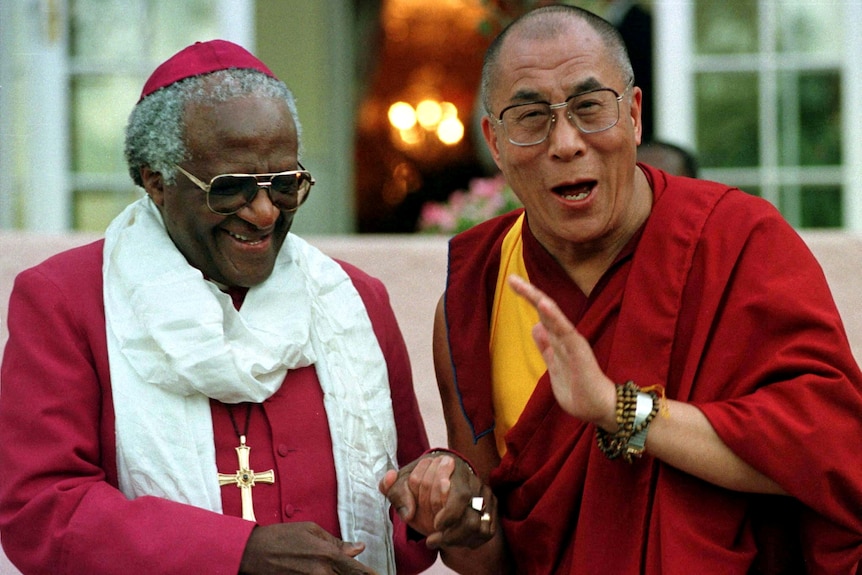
<box><xmin>469</xmin><ymin>174</ymin><xmax>506</xmax><ymax>198</ymax></box>
<box><xmin>447</xmin><ymin>190</ymin><xmax>469</xmax><ymax>212</ymax></box>
<box><xmin>418</xmin><ymin>202</ymin><xmax>457</xmax><ymax>233</ymax></box>
<box><xmin>417</xmin><ymin>173</ymin><xmax>522</xmax><ymax>234</ymax></box>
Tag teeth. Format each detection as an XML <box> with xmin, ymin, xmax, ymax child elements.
<box><xmin>228</xmin><ymin>231</ymin><xmax>263</xmax><ymax>245</ymax></box>
<box><xmin>562</xmin><ymin>191</ymin><xmax>590</xmax><ymax>201</ymax></box>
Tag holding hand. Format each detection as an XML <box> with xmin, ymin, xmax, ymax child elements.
<box><xmin>379</xmin><ymin>452</ymin><xmax>496</xmax><ymax>549</ymax></box>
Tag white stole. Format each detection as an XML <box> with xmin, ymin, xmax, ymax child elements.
<box><xmin>103</xmin><ymin>197</ymin><xmax>398</xmax><ymax>573</ymax></box>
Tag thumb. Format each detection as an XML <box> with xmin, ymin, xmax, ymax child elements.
<box><xmin>338</xmin><ymin>540</ymin><xmax>366</xmax><ymax>558</ymax></box>
<box><xmin>380</xmin><ymin>470</ymin><xmax>416</xmax><ymax>522</ymax></box>
<box><xmin>378</xmin><ymin>469</ymin><xmax>398</xmax><ymax>495</ymax></box>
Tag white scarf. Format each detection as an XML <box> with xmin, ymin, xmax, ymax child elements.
<box><xmin>103</xmin><ymin>197</ymin><xmax>398</xmax><ymax>573</ymax></box>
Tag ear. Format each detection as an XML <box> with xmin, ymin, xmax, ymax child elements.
<box><xmin>629</xmin><ymin>86</ymin><xmax>644</xmax><ymax>146</ymax></box>
<box><xmin>481</xmin><ymin>115</ymin><xmax>504</xmax><ymax>171</ymax></box>
<box><xmin>140</xmin><ymin>167</ymin><xmax>166</xmax><ymax>207</ymax></box>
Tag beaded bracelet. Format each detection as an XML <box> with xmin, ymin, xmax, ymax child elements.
<box><xmin>596</xmin><ymin>381</ymin><xmax>663</xmax><ymax>464</ymax></box>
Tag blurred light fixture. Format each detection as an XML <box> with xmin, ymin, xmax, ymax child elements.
<box><xmin>387</xmin><ymin>100</ymin><xmax>464</xmax><ymax>147</ymax></box>
<box><xmin>388</xmin><ymin>101</ymin><xmax>417</xmax><ymax>130</ymax></box>
<box><xmin>437</xmin><ymin>116</ymin><xmax>465</xmax><ymax>145</ymax></box>
<box><xmin>416</xmin><ymin>100</ymin><xmax>443</xmax><ymax>129</ymax></box>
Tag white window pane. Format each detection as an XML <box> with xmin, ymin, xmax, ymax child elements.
<box><xmin>151</xmin><ymin>0</ymin><xmax>220</xmax><ymax>61</ymax></box>
<box><xmin>70</xmin><ymin>0</ymin><xmax>147</xmax><ymax>60</ymax></box>
<box><xmin>695</xmin><ymin>0</ymin><xmax>758</xmax><ymax>54</ymax></box>
<box><xmin>777</xmin><ymin>2</ymin><xmax>844</xmax><ymax>55</ymax></box>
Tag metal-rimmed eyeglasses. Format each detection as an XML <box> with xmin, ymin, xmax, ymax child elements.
<box><xmin>492</xmin><ymin>79</ymin><xmax>634</xmax><ymax>146</ymax></box>
<box><xmin>174</xmin><ymin>163</ymin><xmax>315</xmax><ymax>216</ymax></box>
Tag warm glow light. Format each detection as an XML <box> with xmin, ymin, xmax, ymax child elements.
<box><xmin>440</xmin><ymin>101</ymin><xmax>458</xmax><ymax>119</ymax></box>
<box><xmin>388</xmin><ymin>101</ymin><xmax>416</xmax><ymax>130</ymax></box>
<box><xmin>390</xmin><ymin>98</ymin><xmax>463</xmax><ymax>148</ymax></box>
<box><xmin>437</xmin><ymin>117</ymin><xmax>464</xmax><ymax>145</ymax></box>
<box><xmin>399</xmin><ymin>126</ymin><xmax>423</xmax><ymax>145</ymax></box>
<box><xmin>416</xmin><ymin>100</ymin><xmax>443</xmax><ymax>130</ymax></box>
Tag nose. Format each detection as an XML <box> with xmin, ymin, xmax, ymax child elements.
<box><xmin>237</xmin><ymin>186</ymin><xmax>280</xmax><ymax>228</ymax></box>
<box><xmin>547</xmin><ymin>108</ymin><xmax>587</xmax><ymax>160</ymax></box>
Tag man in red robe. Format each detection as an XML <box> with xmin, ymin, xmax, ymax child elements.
<box><xmin>0</xmin><ymin>40</ymin><xmax>436</xmax><ymax>575</ymax></box>
<box><xmin>381</xmin><ymin>5</ymin><xmax>862</xmax><ymax>574</ymax></box>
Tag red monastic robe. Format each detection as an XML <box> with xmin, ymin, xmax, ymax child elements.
<box><xmin>0</xmin><ymin>240</ymin><xmax>436</xmax><ymax>575</ymax></box>
<box><xmin>445</xmin><ymin>164</ymin><xmax>862</xmax><ymax>574</ymax></box>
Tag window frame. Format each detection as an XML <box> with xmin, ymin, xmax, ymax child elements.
<box><xmin>0</xmin><ymin>0</ymin><xmax>254</xmax><ymax>232</ymax></box>
<box><xmin>653</xmin><ymin>0</ymin><xmax>862</xmax><ymax>230</ymax></box>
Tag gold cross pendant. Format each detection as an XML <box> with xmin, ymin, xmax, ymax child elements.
<box><xmin>217</xmin><ymin>435</ymin><xmax>275</xmax><ymax>522</ymax></box>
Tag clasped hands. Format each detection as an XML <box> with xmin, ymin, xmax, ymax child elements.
<box><xmin>379</xmin><ymin>452</ymin><xmax>497</xmax><ymax>550</ymax></box>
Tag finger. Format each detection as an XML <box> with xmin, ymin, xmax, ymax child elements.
<box><xmin>412</xmin><ymin>456</ymin><xmax>452</xmax><ymax>516</ymax></box>
<box><xmin>332</xmin><ymin>544</ymin><xmax>378</xmax><ymax>575</ymax></box>
<box><xmin>337</xmin><ymin>540</ymin><xmax>366</xmax><ymax>558</ymax></box>
<box><xmin>531</xmin><ymin>322</ymin><xmax>552</xmax><ymax>357</ymax></box>
<box><xmin>398</xmin><ymin>456</ymin><xmax>449</xmax><ymax>535</ymax></box>
<box><xmin>508</xmin><ymin>275</ymin><xmax>573</xmax><ymax>335</ymax></box>
<box><xmin>406</xmin><ymin>457</ymin><xmax>434</xmax><ymax>511</ymax></box>
<box><xmin>507</xmin><ymin>274</ymin><xmax>541</xmax><ymax>305</ymax></box>
<box><xmin>438</xmin><ymin>485</ymin><xmax>495</xmax><ymax>545</ymax></box>
<box><xmin>445</xmin><ymin>484</ymin><xmax>497</xmax><ymax>548</ymax></box>
<box><xmin>411</xmin><ymin>456</ymin><xmax>452</xmax><ymax>500</ymax></box>
<box><xmin>431</xmin><ymin>494</ymin><xmax>496</xmax><ymax>549</ymax></box>
<box><xmin>437</xmin><ymin>458</ymin><xmax>482</xmax><ymax>519</ymax></box>
<box><xmin>425</xmin><ymin>530</ymin><xmax>444</xmax><ymax>549</ymax></box>
<box><xmin>378</xmin><ymin>469</ymin><xmax>398</xmax><ymax>495</ymax></box>
<box><xmin>478</xmin><ymin>483</ymin><xmax>497</xmax><ymax>539</ymax></box>
<box><xmin>384</xmin><ymin>470</ymin><xmax>417</xmax><ymax>521</ymax></box>
<box><xmin>429</xmin><ymin>455</ymin><xmax>455</xmax><ymax>512</ymax></box>
<box><xmin>507</xmin><ymin>274</ymin><xmax>560</xmax><ymax>318</ymax></box>
<box><xmin>406</xmin><ymin>457</ymin><xmax>433</xmax><ymax>492</ymax></box>
<box><xmin>431</xmin><ymin>498</ymin><xmax>464</xmax><ymax>533</ymax></box>
<box><xmin>432</xmin><ymin>477</ymin><xmax>480</xmax><ymax>533</ymax></box>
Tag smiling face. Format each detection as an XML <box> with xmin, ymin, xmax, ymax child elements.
<box><xmin>145</xmin><ymin>92</ymin><xmax>299</xmax><ymax>288</ymax></box>
<box><xmin>482</xmin><ymin>16</ymin><xmax>648</xmax><ymax>262</ymax></box>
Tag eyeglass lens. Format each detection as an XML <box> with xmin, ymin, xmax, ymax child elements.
<box><xmin>207</xmin><ymin>172</ymin><xmax>312</xmax><ymax>214</ymax></box>
<box><xmin>501</xmin><ymin>88</ymin><xmax>621</xmax><ymax>145</ymax></box>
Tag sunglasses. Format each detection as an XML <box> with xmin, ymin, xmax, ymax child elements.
<box><xmin>174</xmin><ymin>163</ymin><xmax>315</xmax><ymax>216</ymax></box>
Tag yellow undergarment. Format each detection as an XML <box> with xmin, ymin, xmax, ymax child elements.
<box><xmin>489</xmin><ymin>214</ymin><xmax>547</xmax><ymax>456</ymax></box>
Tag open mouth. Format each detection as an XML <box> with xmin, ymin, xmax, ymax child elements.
<box><xmin>553</xmin><ymin>181</ymin><xmax>595</xmax><ymax>201</ymax></box>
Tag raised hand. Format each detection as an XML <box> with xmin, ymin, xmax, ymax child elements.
<box><xmin>507</xmin><ymin>275</ymin><xmax>617</xmax><ymax>431</ymax></box>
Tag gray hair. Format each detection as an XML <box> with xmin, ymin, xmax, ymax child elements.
<box><xmin>480</xmin><ymin>5</ymin><xmax>634</xmax><ymax>116</ymax></box>
<box><xmin>124</xmin><ymin>68</ymin><xmax>301</xmax><ymax>187</ymax></box>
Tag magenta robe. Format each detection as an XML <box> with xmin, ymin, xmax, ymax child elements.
<box><xmin>0</xmin><ymin>240</ymin><xmax>436</xmax><ymax>575</ymax></box>
<box><xmin>445</xmin><ymin>165</ymin><xmax>862</xmax><ymax>574</ymax></box>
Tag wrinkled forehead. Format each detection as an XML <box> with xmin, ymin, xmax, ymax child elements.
<box><xmin>492</xmin><ymin>19</ymin><xmax>616</xmax><ymax>102</ymax></box>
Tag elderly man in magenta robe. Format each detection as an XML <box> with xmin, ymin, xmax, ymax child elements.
<box><xmin>0</xmin><ymin>40</ymin><xmax>436</xmax><ymax>575</ymax></box>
